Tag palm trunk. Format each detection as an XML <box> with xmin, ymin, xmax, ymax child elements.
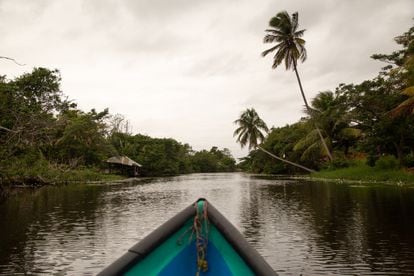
<box><xmin>258</xmin><ymin>146</ymin><xmax>315</xmax><ymax>173</ymax></box>
<box><xmin>293</xmin><ymin>62</ymin><xmax>333</xmax><ymax>161</ymax></box>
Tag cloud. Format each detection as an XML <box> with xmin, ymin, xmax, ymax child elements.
<box><xmin>1</xmin><ymin>0</ymin><xmax>413</xmax><ymax>158</ymax></box>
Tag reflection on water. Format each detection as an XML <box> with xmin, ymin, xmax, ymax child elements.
<box><xmin>0</xmin><ymin>173</ymin><xmax>413</xmax><ymax>275</ymax></box>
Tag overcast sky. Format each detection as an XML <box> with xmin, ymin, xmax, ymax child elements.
<box><xmin>1</xmin><ymin>0</ymin><xmax>413</xmax><ymax>158</ymax></box>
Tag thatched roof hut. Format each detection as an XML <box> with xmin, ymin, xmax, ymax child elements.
<box><xmin>106</xmin><ymin>156</ymin><xmax>142</xmax><ymax>167</ymax></box>
<box><xmin>106</xmin><ymin>156</ymin><xmax>142</xmax><ymax>176</ymax></box>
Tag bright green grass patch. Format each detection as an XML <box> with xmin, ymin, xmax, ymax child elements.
<box><xmin>312</xmin><ymin>162</ymin><xmax>414</xmax><ymax>184</ymax></box>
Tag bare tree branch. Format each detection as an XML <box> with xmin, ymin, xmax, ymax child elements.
<box><xmin>0</xmin><ymin>56</ymin><xmax>25</xmax><ymax>66</ymax></box>
<box><xmin>0</xmin><ymin>125</ymin><xmax>17</xmax><ymax>133</ymax></box>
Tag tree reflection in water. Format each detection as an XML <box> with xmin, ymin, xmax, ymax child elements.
<box><xmin>0</xmin><ymin>174</ymin><xmax>413</xmax><ymax>275</ymax></box>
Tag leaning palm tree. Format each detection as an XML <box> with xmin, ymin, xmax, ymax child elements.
<box><xmin>234</xmin><ymin>108</ymin><xmax>315</xmax><ymax>172</ymax></box>
<box><xmin>390</xmin><ymin>86</ymin><xmax>414</xmax><ymax>117</ymax></box>
<box><xmin>233</xmin><ymin>108</ymin><xmax>269</xmax><ymax>150</ymax></box>
<box><xmin>262</xmin><ymin>11</ymin><xmax>333</xmax><ymax>161</ymax></box>
<box><xmin>294</xmin><ymin>91</ymin><xmax>361</xmax><ymax>160</ymax></box>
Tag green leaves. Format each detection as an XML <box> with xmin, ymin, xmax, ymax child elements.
<box><xmin>294</xmin><ymin>129</ymin><xmax>331</xmax><ymax>161</ymax></box>
<box><xmin>262</xmin><ymin>11</ymin><xmax>307</xmax><ymax>70</ymax></box>
<box><xmin>233</xmin><ymin>108</ymin><xmax>269</xmax><ymax>150</ymax></box>
<box><xmin>240</xmin><ymin>21</ymin><xmax>414</xmax><ymax>173</ymax></box>
<box><xmin>109</xmin><ymin>133</ymin><xmax>236</xmax><ymax>176</ymax></box>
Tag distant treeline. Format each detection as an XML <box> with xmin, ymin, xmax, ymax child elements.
<box><xmin>239</xmin><ymin>25</ymin><xmax>414</xmax><ymax>174</ymax></box>
<box><xmin>0</xmin><ymin>68</ymin><xmax>236</xmax><ymax>188</ymax></box>
<box><xmin>110</xmin><ymin>133</ymin><xmax>236</xmax><ymax>176</ymax></box>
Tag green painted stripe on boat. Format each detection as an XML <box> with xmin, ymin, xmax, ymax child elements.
<box><xmin>209</xmin><ymin>225</ymin><xmax>254</xmax><ymax>275</ymax></box>
<box><xmin>125</xmin><ymin>220</ymin><xmax>193</xmax><ymax>275</ymax></box>
<box><xmin>125</xmin><ymin>200</ymin><xmax>253</xmax><ymax>275</ymax></box>
<box><xmin>99</xmin><ymin>199</ymin><xmax>276</xmax><ymax>276</ymax></box>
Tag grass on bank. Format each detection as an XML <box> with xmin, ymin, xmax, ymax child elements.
<box><xmin>1</xmin><ymin>158</ymin><xmax>124</xmax><ymax>186</ymax></box>
<box><xmin>311</xmin><ymin>160</ymin><xmax>414</xmax><ymax>184</ymax></box>
<box><xmin>49</xmin><ymin>168</ymin><xmax>124</xmax><ymax>183</ymax></box>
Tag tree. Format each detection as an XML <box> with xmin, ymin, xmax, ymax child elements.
<box><xmin>107</xmin><ymin>113</ymin><xmax>132</xmax><ymax>135</ymax></box>
<box><xmin>108</xmin><ymin>133</ymin><xmax>236</xmax><ymax>176</ymax></box>
<box><xmin>0</xmin><ymin>68</ymin><xmax>66</xmax><ymax>159</ymax></box>
<box><xmin>295</xmin><ymin>91</ymin><xmax>360</xmax><ymax>160</ymax></box>
<box><xmin>262</xmin><ymin>11</ymin><xmax>333</xmax><ymax>161</ymax></box>
<box><xmin>388</xmin><ymin>26</ymin><xmax>414</xmax><ymax>117</ymax></box>
<box><xmin>49</xmin><ymin>108</ymin><xmax>115</xmax><ymax>167</ymax></box>
<box><xmin>391</xmin><ymin>87</ymin><xmax>414</xmax><ymax>117</ymax></box>
<box><xmin>340</xmin><ymin>77</ymin><xmax>413</xmax><ymax>166</ymax></box>
<box><xmin>258</xmin><ymin>122</ymin><xmax>315</xmax><ymax>173</ymax></box>
<box><xmin>352</xmin><ymin>24</ymin><xmax>414</xmax><ymax>165</ymax></box>
<box><xmin>233</xmin><ymin>108</ymin><xmax>268</xmax><ymax>150</ymax></box>
<box><xmin>233</xmin><ymin>108</ymin><xmax>315</xmax><ymax>172</ymax></box>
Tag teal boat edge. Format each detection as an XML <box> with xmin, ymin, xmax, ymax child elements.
<box><xmin>98</xmin><ymin>198</ymin><xmax>276</xmax><ymax>276</ymax></box>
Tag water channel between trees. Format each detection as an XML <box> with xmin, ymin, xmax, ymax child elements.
<box><xmin>0</xmin><ymin>173</ymin><xmax>413</xmax><ymax>275</ymax></box>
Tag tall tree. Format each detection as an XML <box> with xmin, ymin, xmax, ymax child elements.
<box><xmin>233</xmin><ymin>108</ymin><xmax>269</xmax><ymax>150</ymax></box>
<box><xmin>262</xmin><ymin>11</ymin><xmax>333</xmax><ymax>161</ymax></box>
<box><xmin>0</xmin><ymin>68</ymin><xmax>65</xmax><ymax>159</ymax></box>
<box><xmin>388</xmin><ymin>26</ymin><xmax>414</xmax><ymax>117</ymax></box>
<box><xmin>294</xmin><ymin>91</ymin><xmax>360</xmax><ymax>160</ymax></box>
<box><xmin>234</xmin><ymin>108</ymin><xmax>315</xmax><ymax>172</ymax></box>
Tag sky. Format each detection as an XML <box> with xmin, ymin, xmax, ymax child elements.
<box><xmin>1</xmin><ymin>0</ymin><xmax>413</xmax><ymax>159</ymax></box>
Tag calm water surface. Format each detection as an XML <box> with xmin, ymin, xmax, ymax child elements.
<box><xmin>0</xmin><ymin>173</ymin><xmax>414</xmax><ymax>275</ymax></box>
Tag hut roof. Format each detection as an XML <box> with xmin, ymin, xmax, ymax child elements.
<box><xmin>106</xmin><ymin>156</ymin><xmax>142</xmax><ymax>167</ymax></box>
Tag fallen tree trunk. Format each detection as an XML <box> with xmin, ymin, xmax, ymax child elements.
<box><xmin>258</xmin><ymin>146</ymin><xmax>316</xmax><ymax>173</ymax></box>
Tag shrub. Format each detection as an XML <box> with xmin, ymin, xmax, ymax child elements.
<box><xmin>322</xmin><ymin>152</ymin><xmax>354</xmax><ymax>170</ymax></box>
<box><xmin>375</xmin><ymin>155</ymin><xmax>399</xmax><ymax>170</ymax></box>
<box><xmin>403</xmin><ymin>153</ymin><xmax>414</xmax><ymax>167</ymax></box>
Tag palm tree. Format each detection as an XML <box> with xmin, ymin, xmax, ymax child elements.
<box><xmin>294</xmin><ymin>91</ymin><xmax>361</xmax><ymax>160</ymax></box>
<box><xmin>234</xmin><ymin>108</ymin><xmax>315</xmax><ymax>172</ymax></box>
<box><xmin>390</xmin><ymin>86</ymin><xmax>414</xmax><ymax>117</ymax></box>
<box><xmin>262</xmin><ymin>11</ymin><xmax>333</xmax><ymax>161</ymax></box>
<box><xmin>233</xmin><ymin>108</ymin><xmax>269</xmax><ymax>150</ymax></box>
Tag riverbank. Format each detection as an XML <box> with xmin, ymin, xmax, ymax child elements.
<box><xmin>0</xmin><ymin>167</ymin><xmax>124</xmax><ymax>202</ymax></box>
<box><xmin>2</xmin><ymin>168</ymin><xmax>124</xmax><ymax>186</ymax></box>
<box><xmin>310</xmin><ymin>163</ymin><xmax>414</xmax><ymax>184</ymax></box>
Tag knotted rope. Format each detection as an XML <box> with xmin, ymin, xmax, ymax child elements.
<box><xmin>194</xmin><ymin>201</ymin><xmax>209</xmax><ymax>275</ymax></box>
<box><xmin>176</xmin><ymin>200</ymin><xmax>210</xmax><ymax>275</ymax></box>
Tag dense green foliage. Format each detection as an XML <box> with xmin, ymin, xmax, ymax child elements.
<box><xmin>0</xmin><ymin>68</ymin><xmax>236</xmax><ymax>191</ymax></box>
<box><xmin>234</xmin><ymin>108</ymin><xmax>315</xmax><ymax>173</ymax></box>
<box><xmin>241</xmin><ymin>24</ymin><xmax>414</xmax><ymax>175</ymax></box>
<box><xmin>0</xmin><ymin>68</ymin><xmax>117</xmax><ymax>186</ymax></box>
<box><xmin>110</xmin><ymin>133</ymin><xmax>236</xmax><ymax>176</ymax></box>
<box><xmin>191</xmin><ymin>147</ymin><xmax>236</xmax><ymax>173</ymax></box>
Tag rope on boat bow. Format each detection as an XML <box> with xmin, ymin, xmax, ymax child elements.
<box><xmin>176</xmin><ymin>200</ymin><xmax>210</xmax><ymax>275</ymax></box>
<box><xmin>194</xmin><ymin>200</ymin><xmax>209</xmax><ymax>275</ymax></box>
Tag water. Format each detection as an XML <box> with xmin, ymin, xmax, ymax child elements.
<box><xmin>0</xmin><ymin>173</ymin><xmax>413</xmax><ymax>275</ymax></box>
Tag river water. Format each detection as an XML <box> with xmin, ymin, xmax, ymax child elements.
<box><xmin>0</xmin><ymin>173</ymin><xmax>413</xmax><ymax>275</ymax></box>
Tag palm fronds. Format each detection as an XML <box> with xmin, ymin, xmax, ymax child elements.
<box><xmin>262</xmin><ymin>11</ymin><xmax>307</xmax><ymax>70</ymax></box>
<box><xmin>233</xmin><ymin>108</ymin><xmax>268</xmax><ymax>150</ymax></box>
